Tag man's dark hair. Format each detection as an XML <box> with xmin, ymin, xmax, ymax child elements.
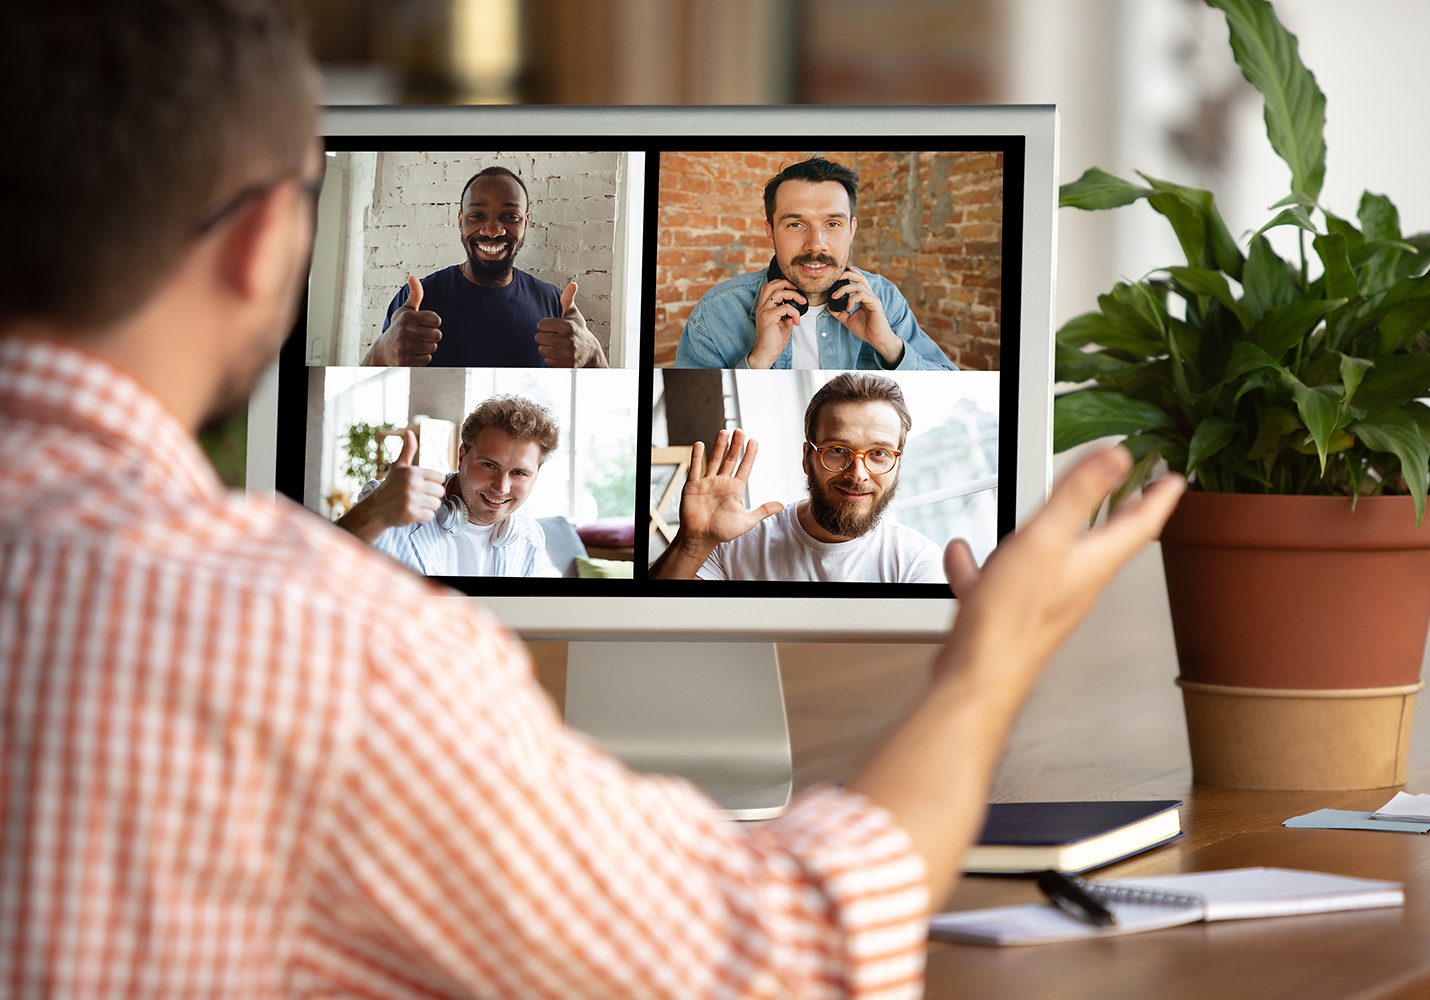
<box><xmin>804</xmin><ymin>373</ymin><xmax>912</xmax><ymax>449</ymax></box>
<box><xmin>459</xmin><ymin>167</ymin><xmax>531</xmax><ymax>212</ymax></box>
<box><xmin>3</xmin><ymin>1</ymin><xmax>314</xmax><ymax>328</ymax></box>
<box><xmin>763</xmin><ymin>157</ymin><xmax>859</xmax><ymax>225</ymax></box>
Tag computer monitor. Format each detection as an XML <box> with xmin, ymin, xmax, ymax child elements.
<box><xmin>247</xmin><ymin>105</ymin><xmax>1058</xmax><ymax>817</ymax></box>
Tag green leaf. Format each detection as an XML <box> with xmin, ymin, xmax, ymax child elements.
<box><xmin>1124</xmin><ymin>431</ymin><xmax>1188</xmax><ymax>468</ymax></box>
<box><xmin>1187</xmin><ymin>417</ymin><xmax>1240</xmax><ymax>476</ymax></box>
<box><xmin>1354</xmin><ymin>273</ymin><xmax>1430</xmax><ymax>353</ymax></box>
<box><xmin>1246</xmin><ymin>407</ymin><xmax>1304</xmax><ymax>463</ymax></box>
<box><xmin>1059</xmin><ymin>167</ymin><xmax>1154</xmax><ymax>210</ymax></box>
<box><xmin>1097</xmin><ymin>281</ymin><xmax>1168</xmax><ymax>349</ymax></box>
<box><xmin>1108</xmin><ymin>448</ymin><xmax>1165</xmax><ymax>513</ymax></box>
<box><xmin>1359</xmin><ymin>192</ymin><xmax>1405</xmax><ymax>293</ymax></box>
<box><xmin>1139</xmin><ymin>173</ymin><xmax>1245</xmax><ymax>278</ymax></box>
<box><xmin>1397</xmin><ymin>233</ymin><xmax>1430</xmax><ymax>280</ymax></box>
<box><xmin>1242</xmin><ymin>236</ymin><xmax>1299</xmax><ymax>320</ymax></box>
<box><xmin>1358</xmin><ymin>191</ymin><xmax>1401</xmax><ymax>242</ymax></box>
<box><xmin>1250</xmin><ymin>299</ymin><xmax>1344</xmax><ymax>363</ymax></box>
<box><xmin>1222</xmin><ymin>341</ymin><xmax>1286</xmax><ymax>385</ymax></box>
<box><xmin>1312</xmin><ymin>232</ymin><xmax>1357</xmax><ymax>301</ymax></box>
<box><xmin>1354</xmin><ymin>354</ymin><xmax>1430</xmax><ymax>411</ymax></box>
<box><xmin>1410</xmin><ymin>401</ymin><xmax>1430</xmax><ymax>447</ymax></box>
<box><xmin>1053</xmin><ymin>390</ymin><xmax>1175</xmax><ymax>452</ymax></box>
<box><xmin>1336</xmin><ymin>353</ymin><xmax>1374</xmax><ymax>409</ymax></box>
<box><xmin>1350</xmin><ymin>409</ymin><xmax>1430</xmax><ymax>525</ymax></box>
<box><xmin>1054</xmin><ymin>341</ymin><xmax>1131</xmax><ymax>383</ymax></box>
<box><xmin>1287</xmin><ymin>378</ymin><xmax>1342</xmax><ymax>473</ymax></box>
<box><xmin>1163</xmin><ymin>266</ymin><xmax>1254</xmax><ymax>331</ymax></box>
<box><xmin>1206</xmin><ymin>0</ymin><xmax>1327</xmax><ymax>202</ymax></box>
<box><xmin>1233</xmin><ymin>369</ymin><xmax>1281</xmax><ymax>406</ymax></box>
<box><xmin>1268</xmin><ymin>191</ymin><xmax>1318</xmax><ymax>211</ymax></box>
<box><xmin>1252</xmin><ymin>204</ymin><xmax>1317</xmax><ymax>240</ymax></box>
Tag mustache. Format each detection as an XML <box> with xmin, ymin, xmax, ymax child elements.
<box><xmin>791</xmin><ymin>253</ymin><xmax>837</xmax><ymax>267</ymax></box>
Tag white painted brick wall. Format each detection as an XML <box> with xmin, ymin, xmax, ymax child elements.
<box><xmin>345</xmin><ymin>150</ymin><xmax>621</xmax><ymax>363</ymax></box>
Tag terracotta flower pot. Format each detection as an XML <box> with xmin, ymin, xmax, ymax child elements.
<box><xmin>1159</xmin><ymin>492</ymin><xmax>1430</xmax><ymax>790</ymax></box>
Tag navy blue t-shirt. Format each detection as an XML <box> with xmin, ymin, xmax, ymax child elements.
<box><xmin>382</xmin><ymin>264</ymin><xmax>562</xmax><ymax>367</ymax></box>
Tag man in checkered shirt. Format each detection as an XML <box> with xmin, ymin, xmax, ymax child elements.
<box><xmin>0</xmin><ymin>2</ymin><xmax>1184</xmax><ymax>998</ymax></box>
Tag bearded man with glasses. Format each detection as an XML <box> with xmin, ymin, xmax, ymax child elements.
<box><xmin>650</xmin><ymin>372</ymin><xmax>947</xmax><ymax>582</ymax></box>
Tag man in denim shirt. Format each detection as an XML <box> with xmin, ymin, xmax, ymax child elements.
<box><xmin>674</xmin><ymin>157</ymin><xmax>958</xmax><ymax>371</ymax></box>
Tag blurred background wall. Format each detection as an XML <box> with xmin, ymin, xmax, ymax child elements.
<box><xmin>297</xmin><ymin>0</ymin><xmax>1430</xmax><ymax>346</ymax></box>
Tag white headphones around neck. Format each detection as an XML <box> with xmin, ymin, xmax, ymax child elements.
<box><xmin>434</xmin><ymin>489</ymin><xmax>468</xmax><ymax>535</ymax></box>
<box><xmin>359</xmin><ymin>473</ymin><xmax>517</xmax><ymax>545</ymax></box>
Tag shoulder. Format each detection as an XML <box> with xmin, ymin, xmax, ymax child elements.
<box><xmin>513</xmin><ymin>267</ymin><xmax>562</xmax><ymax>299</ymax></box>
<box><xmin>878</xmin><ymin>521</ymin><xmax>946</xmax><ymax>576</ymax></box>
<box><xmin>692</xmin><ymin>269</ymin><xmax>765</xmax><ymax>311</ymax></box>
<box><xmin>859</xmin><ymin>268</ymin><xmax>908</xmax><ymax>302</ymax></box>
<box><xmin>500</xmin><ymin>509</ymin><xmax>547</xmax><ymax>550</ymax></box>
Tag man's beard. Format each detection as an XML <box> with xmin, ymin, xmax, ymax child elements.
<box><xmin>465</xmin><ymin>235</ymin><xmax>523</xmax><ymax>286</ymax></box>
<box><xmin>805</xmin><ymin>469</ymin><xmax>897</xmax><ymax>539</ymax></box>
<box><xmin>779</xmin><ymin>250</ymin><xmax>845</xmax><ymax>300</ymax></box>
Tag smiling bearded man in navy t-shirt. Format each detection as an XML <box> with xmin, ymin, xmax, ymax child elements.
<box><xmin>363</xmin><ymin>166</ymin><xmax>608</xmax><ymax>369</ymax></box>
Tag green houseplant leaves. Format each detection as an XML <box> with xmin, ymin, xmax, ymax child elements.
<box><xmin>1055</xmin><ymin>0</ymin><xmax>1430</xmax><ymax>525</ymax></box>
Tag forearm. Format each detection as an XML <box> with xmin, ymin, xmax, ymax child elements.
<box><xmin>847</xmin><ymin>627</ymin><xmax>1038</xmax><ymax>908</ymax></box>
<box><xmin>334</xmin><ymin>500</ymin><xmax>392</xmax><ymax>544</ymax></box>
<box><xmin>647</xmin><ymin>533</ymin><xmax>715</xmax><ymax>580</ymax></box>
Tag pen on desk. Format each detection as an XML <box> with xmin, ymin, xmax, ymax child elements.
<box><xmin>1036</xmin><ymin>870</ymin><xmax>1118</xmax><ymax>927</ymax></box>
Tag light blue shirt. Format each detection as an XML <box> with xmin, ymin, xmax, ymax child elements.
<box><xmin>674</xmin><ymin>268</ymin><xmax>958</xmax><ymax>371</ymax></box>
<box><xmin>372</xmin><ymin>509</ymin><xmax>555</xmax><ymax>577</ymax></box>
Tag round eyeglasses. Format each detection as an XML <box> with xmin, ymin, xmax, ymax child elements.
<box><xmin>806</xmin><ymin>441</ymin><xmax>901</xmax><ymax>475</ymax></box>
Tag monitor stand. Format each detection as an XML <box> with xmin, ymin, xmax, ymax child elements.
<box><xmin>562</xmin><ymin>641</ymin><xmax>793</xmax><ymax>821</ymax></box>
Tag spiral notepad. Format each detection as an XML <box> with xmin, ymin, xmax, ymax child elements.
<box><xmin>1071</xmin><ymin>875</ymin><xmax>1203</xmax><ymax>910</ymax></box>
<box><xmin>930</xmin><ymin>868</ymin><xmax>1404</xmax><ymax>946</ymax></box>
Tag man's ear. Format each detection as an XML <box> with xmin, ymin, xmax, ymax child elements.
<box><xmin>216</xmin><ymin>183</ymin><xmax>302</xmax><ymax>303</ymax></box>
<box><xmin>849</xmin><ymin>215</ymin><xmax>858</xmax><ymax>241</ymax></box>
<box><xmin>801</xmin><ymin>442</ymin><xmax>812</xmax><ymax>477</ymax></box>
<box><xmin>764</xmin><ymin>221</ymin><xmax>774</xmax><ymax>245</ymax></box>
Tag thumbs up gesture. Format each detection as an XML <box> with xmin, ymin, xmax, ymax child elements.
<box><xmin>534</xmin><ymin>280</ymin><xmax>609</xmax><ymax>368</ymax></box>
<box><xmin>363</xmin><ymin>275</ymin><xmax>444</xmax><ymax>366</ymax></box>
<box><xmin>334</xmin><ymin>429</ymin><xmax>447</xmax><ymax>544</ymax></box>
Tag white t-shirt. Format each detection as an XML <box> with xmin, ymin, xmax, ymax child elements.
<box><xmin>789</xmin><ymin>304</ymin><xmax>826</xmax><ymax>370</ymax></box>
<box><xmin>696</xmin><ymin>503</ymin><xmax>946</xmax><ymax>583</ymax></box>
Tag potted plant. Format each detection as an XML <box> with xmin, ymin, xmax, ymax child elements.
<box><xmin>1054</xmin><ymin>0</ymin><xmax>1430</xmax><ymax>789</ymax></box>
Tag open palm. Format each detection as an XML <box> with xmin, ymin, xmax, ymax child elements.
<box><xmin>679</xmin><ymin>429</ymin><xmax>784</xmax><ymax>545</ymax></box>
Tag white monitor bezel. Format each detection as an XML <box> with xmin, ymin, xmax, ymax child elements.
<box><xmin>248</xmin><ymin>104</ymin><xmax>1058</xmax><ymax>641</ymax></box>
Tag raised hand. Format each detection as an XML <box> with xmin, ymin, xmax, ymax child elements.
<box><xmin>648</xmin><ymin>428</ymin><xmax>784</xmax><ymax>579</ymax></box>
<box><xmin>334</xmin><ymin>429</ymin><xmax>447</xmax><ymax>543</ymax></box>
<box><xmin>827</xmin><ymin>267</ymin><xmax>904</xmax><ymax>367</ymax></box>
<box><xmin>846</xmin><ymin>446</ymin><xmax>1185</xmax><ymax>907</ymax></box>
<box><xmin>939</xmin><ymin>445</ymin><xmax>1187</xmax><ymax>684</ymax></box>
<box><xmin>363</xmin><ymin>275</ymin><xmax>443</xmax><ymax>366</ymax></box>
<box><xmin>535</xmin><ymin>280</ymin><xmax>608</xmax><ymax>368</ymax></box>
<box><xmin>747</xmin><ymin>276</ymin><xmax>805</xmax><ymax>369</ymax></box>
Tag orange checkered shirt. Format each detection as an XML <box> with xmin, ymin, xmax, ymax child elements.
<box><xmin>0</xmin><ymin>337</ymin><xmax>929</xmax><ymax>999</ymax></box>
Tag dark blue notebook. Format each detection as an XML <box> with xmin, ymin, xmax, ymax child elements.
<box><xmin>965</xmin><ymin>800</ymin><xmax>1183</xmax><ymax>875</ymax></box>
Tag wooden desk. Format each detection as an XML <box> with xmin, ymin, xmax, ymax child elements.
<box><xmin>530</xmin><ymin>548</ymin><xmax>1430</xmax><ymax>999</ymax></box>
<box><xmin>774</xmin><ymin>549</ymin><xmax>1430</xmax><ymax>1000</ymax></box>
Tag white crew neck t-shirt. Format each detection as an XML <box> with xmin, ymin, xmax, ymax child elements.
<box><xmin>789</xmin><ymin>304</ymin><xmax>827</xmax><ymax>370</ymax></box>
<box><xmin>696</xmin><ymin>503</ymin><xmax>946</xmax><ymax>583</ymax></box>
<box><xmin>452</xmin><ymin>522</ymin><xmax>498</xmax><ymax>576</ymax></box>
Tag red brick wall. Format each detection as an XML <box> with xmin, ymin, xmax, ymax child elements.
<box><xmin>655</xmin><ymin>150</ymin><xmax>1003</xmax><ymax>369</ymax></box>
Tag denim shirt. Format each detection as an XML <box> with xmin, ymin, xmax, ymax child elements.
<box><xmin>673</xmin><ymin>268</ymin><xmax>959</xmax><ymax>371</ymax></box>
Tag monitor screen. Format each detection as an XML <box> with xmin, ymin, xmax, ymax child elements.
<box><xmin>252</xmin><ymin>106</ymin><xmax>1057</xmax><ymax>642</ymax></box>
